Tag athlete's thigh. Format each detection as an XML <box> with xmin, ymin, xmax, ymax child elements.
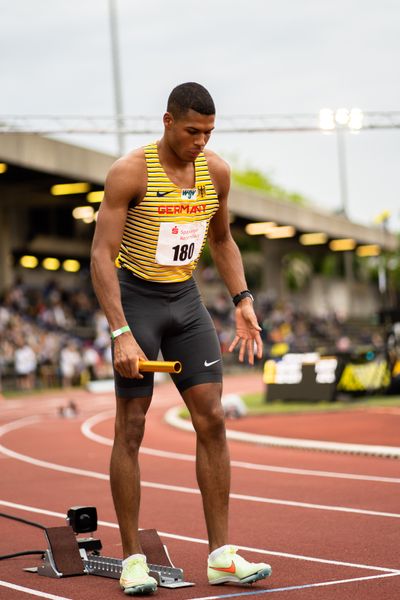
<box><xmin>161</xmin><ymin>287</ymin><xmax>223</xmax><ymax>393</ymax></box>
<box><xmin>114</xmin><ymin>269</ymin><xmax>164</xmax><ymax>397</ymax></box>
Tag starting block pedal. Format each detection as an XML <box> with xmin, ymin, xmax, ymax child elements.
<box><xmin>24</xmin><ymin>526</ymin><xmax>194</xmax><ymax>588</ymax></box>
<box><xmin>26</xmin><ymin>526</ymin><xmax>85</xmax><ymax>578</ymax></box>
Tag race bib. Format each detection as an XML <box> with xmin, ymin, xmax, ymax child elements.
<box><xmin>156</xmin><ymin>221</ymin><xmax>207</xmax><ymax>266</ymax></box>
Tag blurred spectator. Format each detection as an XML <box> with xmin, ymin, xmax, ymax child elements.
<box><xmin>0</xmin><ymin>275</ymin><xmax>391</xmax><ymax>392</ymax></box>
<box><xmin>60</xmin><ymin>341</ymin><xmax>82</xmax><ymax>388</ymax></box>
<box><xmin>14</xmin><ymin>339</ymin><xmax>37</xmax><ymax>390</ymax></box>
<box><xmin>83</xmin><ymin>343</ymin><xmax>100</xmax><ymax>381</ymax></box>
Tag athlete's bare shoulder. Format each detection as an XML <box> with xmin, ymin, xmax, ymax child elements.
<box><xmin>203</xmin><ymin>149</ymin><xmax>231</xmax><ymax>197</ymax></box>
<box><xmin>105</xmin><ymin>147</ymin><xmax>147</xmax><ymax>205</ymax></box>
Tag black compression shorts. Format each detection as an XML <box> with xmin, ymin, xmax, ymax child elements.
<box><xmin>113</xmin><ymin>268</ymin><xmax>223</xmax><ymax>398</ymax></box>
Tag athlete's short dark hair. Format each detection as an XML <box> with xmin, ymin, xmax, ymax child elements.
<box><xmin>167</xmin><ymin>82</ymin><xmax>215</xmax><ymax>119</ymax></box>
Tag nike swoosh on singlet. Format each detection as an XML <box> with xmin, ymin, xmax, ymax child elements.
<box><xmin>210</xmin><ymin>561</ymin><xmax>236</xmax><ymax>574</ymax></box>
<box><xmin>204</xmin><ymin>359</ymin><xmax>221</xmax><ymax>367</ymax></box>
<box><xmin>156</xmin><ymin>190</ymin><xmax>175</xmax><ymax>197</ymax></box>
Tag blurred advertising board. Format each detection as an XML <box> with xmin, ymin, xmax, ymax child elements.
<box><xmin>264</xmin><ymin>353</ymin><xmax>390</xmax><ymax>401</ymax></box>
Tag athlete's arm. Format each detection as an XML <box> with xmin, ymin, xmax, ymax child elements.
<box><xmin>90</xmin><ymin>150</ymin><xmax>148</xmax><ymax>379</ymax></box>
<box><xmin>206</xmin><ymin>152</ymin><xmax>263</xmax><ymax>365</ymax></box>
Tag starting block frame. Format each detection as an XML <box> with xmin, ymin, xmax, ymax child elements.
<box><xmin>24</xmin><ymin>526</ymin><xmax>194</xmax><ymax>589</ymax></box>
<box><xmin>82</xmin><ymin>552</ymin><xmax>192</xmax><ymax>588</ymax></box>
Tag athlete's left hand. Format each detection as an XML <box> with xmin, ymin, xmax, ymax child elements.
<box><xmin>229</xmin><ymin>300</ymin><xmax>263</xmax><ymax>364</ymax></box>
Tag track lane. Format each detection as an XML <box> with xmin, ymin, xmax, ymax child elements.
<box><xmin>2</xmin><ymin>416</ymin><xmax>400</xmax><ymax>519</ymax></box>
<box><xmin>1</xmin><ymin>431</ymin><xmax>400</xmax><ymax>573</ymax></box>
<box><xmin>1</xmin><ymin>376</ymin><xmax>400</xmax><ymax>600</ymax></box>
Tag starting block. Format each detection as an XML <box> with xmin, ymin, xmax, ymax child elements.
<box><xmin>25</xmin><ymin>527</ymin><xmax>194</xmax><ymax>588</ymax></box>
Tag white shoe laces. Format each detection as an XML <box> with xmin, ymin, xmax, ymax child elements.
<box><xmin>124</xmin><ymin>557</ymin><xmax>149</xmax><ymax>572</ymax></box>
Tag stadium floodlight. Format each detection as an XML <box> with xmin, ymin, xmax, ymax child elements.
<box><xmin>87</xmin><ymin>191</ymin><xmax>104</xmax><ymax>203</ymax></box>
<box><xmin>335</xmin><ymin>108</ymin><xmax>350</xmax><ymax>126</ymax></box>
<box><xmin>266</xmin><ymin>226</ymin><xmax>296</xmax><ymax>239</ymax></box>
<box><xmin>318</xmin><ymin>106</ymin><xmax>365</xmax><ymax>216</ymax></box>
<box><xmin>319</xmin><ymin>107</ymin><xmax>364</xmax><ymax>132</ymax></box>
<box><xmin>356</xmin><ymin>244</ymin><xmax>381</xmax><ymax>257</ymax></box>
<box><xmin>42</xmin><ymin>257</ymin><xmax>60</xmax><ymax>271</ymax></box>
<box><xmin>51</xmin><ymin>182</ymin><xmax>91</xmax><ymax>196</ymax></box>
<box><xmin>348</xmin><ymin>108</ymin><xmax>364</xmax><ymax>131</ymax></box>
<box><xmin>20</xmin><ymin>255</ymin><xmax>38</xmax><ymax>269</ymax></box>
<box><xmin>318</xmin><ymin>108</ymin><xmax>335</xmax><ymax>131</ymax></box>
<box><xmin>245</xmin><ymin>222</ymin><xmax>276</xmax><ymax>235</ymax></box>
<box><xmin>329</xmin><ymin>238</ymin><xmax>356</xmax><ymax>251</ymax></box>
<box><xmin>0</xmin><ymin>163</ymin><xmax>7</xmax><ymax>174</ymax></box>
<box><xmin>72</xmin><ymin>206</ymin><xmax>94</xmax><ymax>220</ymax></box>
<box><xmin>63</xmin><ymin>259</ymin><xmax>81</xmax><ymax>272</ymax></box>
<box><xmin>299</xmin><ymin>232</ymin><xmax>328</xmax><ymax>246</ymax></box>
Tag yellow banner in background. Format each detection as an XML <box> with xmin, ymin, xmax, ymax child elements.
<box><xmin>337</xmin><ymin>360</ymin><xmax>390</xmax><ymax>392</ymax></box>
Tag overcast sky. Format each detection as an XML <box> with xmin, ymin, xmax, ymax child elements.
<box><xmin>1</xmin><ymin>0</ymin><xmax>399</xmax><ymax>230</ymax></box>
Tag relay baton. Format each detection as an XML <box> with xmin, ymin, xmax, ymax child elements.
<box><xmin>139</xmin><ymin>360</ymin><xmax>182</xmax><ymax>374</ymax></box>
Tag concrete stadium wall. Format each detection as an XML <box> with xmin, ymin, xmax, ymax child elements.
<box><xmin>294</xmin><ymin>276</ymin><xmax>380</xmax><ymax>319</ymax></box>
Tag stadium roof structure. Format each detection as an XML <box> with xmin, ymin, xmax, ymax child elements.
<box><xmin>230</xmin><ymin>187</ymin><xmax>396</xmax><ymax>249</ymax></box>
<box><xmin>0</xmin><ymin>133</ymin><xmax>111</xmax><ymax>187</ymax></box>
<box><xmin>0</xmin><ymin>133</ymin><xmax>398</xmax><ymax>290</ymax></box>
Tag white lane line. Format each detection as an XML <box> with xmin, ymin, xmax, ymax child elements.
<box><xmin>0</xmin><ymin>580</ymin><xmax>72</xmax><ymax>599</ymax></box>
<box><xmin>143</xmin><ymin>481</ymin><xmax>400</xmax><ymax>519</ymax></box>
<box><xmin>166</xmin><ymin>406</ymin><xmax>400</xmax><ymax>458</ymax></box>
<box><xmin>188</xmin><ymin>572</ymin><xmax>400</xmax><ymax>599</ymax></box>
<box><xmin>0</xmin><ymin>416</ymin><xmax>41</xmax><ymax>435</ymax></box>
<box><xmin>1</xmin><ymin>500</ymin><xmax>398</xmax><ymax>574</ymax></box>
<box><xmin>2</xmin><ymin>418</ymin><xmax>400</xmax><ymax>519</ymax></box>
<box><xmin>2</xmin><ymin>439</ymin><xmax>399</xmax><ymax>519</ymax></box>
<box><xmin>81</xmin><ymin>411</ymin><xmax>400</xmax><ymax>484</ymax></box>
<box><xmin>0</xmin><ymin>442</ymin><xmax>109</xmax><ymax>480</ymax></box>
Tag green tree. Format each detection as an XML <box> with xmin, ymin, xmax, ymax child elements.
<box><xmin>282</xmin><ymin>252</ymin><xmax>314</xmax><ymax>291</ymax></box>
<box><xmin>232</xmin><ymin>168</ymin><xmax>308</xmax><ymax>205</ymax></box>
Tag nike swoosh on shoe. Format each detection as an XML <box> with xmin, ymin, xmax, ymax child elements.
<box><xmin>209</xmin><ymin>561</ymin><xmax>236</xmax><ymax>574</ymax></box>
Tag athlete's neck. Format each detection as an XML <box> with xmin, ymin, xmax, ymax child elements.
<box><xmin>157</xmin><ymin>138</ymin><xmax>195</xmax><ymax>188</ymax></box>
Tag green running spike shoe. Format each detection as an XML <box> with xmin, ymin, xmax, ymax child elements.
<box><xmin>120</xmin><ymin>555</ymin><xmax>157</xmax><ymax>596</ymax></box>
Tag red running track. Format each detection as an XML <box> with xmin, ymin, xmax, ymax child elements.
<box><xmin>1</xmin><ymin>373</ymin><xmax>400</xmax><ymax>600</ymax></box>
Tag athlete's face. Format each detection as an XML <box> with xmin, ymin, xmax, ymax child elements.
<box><xmin>164</xmin><ymin>109</ymin><xmax>215</xmax><ymax>162</ymax></box>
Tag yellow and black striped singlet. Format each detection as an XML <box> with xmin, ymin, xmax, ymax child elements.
<box><xmin>118</xmin><ymin>143</ymin><xmax>219</xmax><ymax>282</ymax></box>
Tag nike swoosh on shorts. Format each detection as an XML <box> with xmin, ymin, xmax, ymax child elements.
<box><xmin>204</xmin><ymin>359</ymin><xmax>221</xmax><ymax>367</ymax></box>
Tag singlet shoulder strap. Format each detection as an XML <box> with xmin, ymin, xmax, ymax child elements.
<box><xmin>144</xmin><ymin>142</ymin><xmax>160</xmax><ymax>168</ymax></box>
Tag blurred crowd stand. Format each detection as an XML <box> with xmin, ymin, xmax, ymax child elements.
<box><xmin>0</xmin><ymin>278</ymin><xmax>113</xmax><ymax>393</ymax></box>
<box><xmin>0</xmin><ymin>274</ymin><xmax>396</xmax><ymax>395</ymax></box>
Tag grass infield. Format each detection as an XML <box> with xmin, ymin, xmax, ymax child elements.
<box><xmin>242</xmin><ymin>392</ymin><xmax>400</xmax><ymax>415</ymax></box>
<box><xmin>179</xmin><ymin>392</ymin><xmax>400</xmax><ymax>419</ymax></box>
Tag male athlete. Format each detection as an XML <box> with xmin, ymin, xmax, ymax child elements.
<box><xmin>91</xmin><ymin>82</ymin><xmax>272</xmax><ymax>595</ymax></box>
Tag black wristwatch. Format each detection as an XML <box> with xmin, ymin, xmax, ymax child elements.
<box><xmin>232</xmin><ymin>290</ymin><xmax>254</xmax><ymax>306</ymax></box>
